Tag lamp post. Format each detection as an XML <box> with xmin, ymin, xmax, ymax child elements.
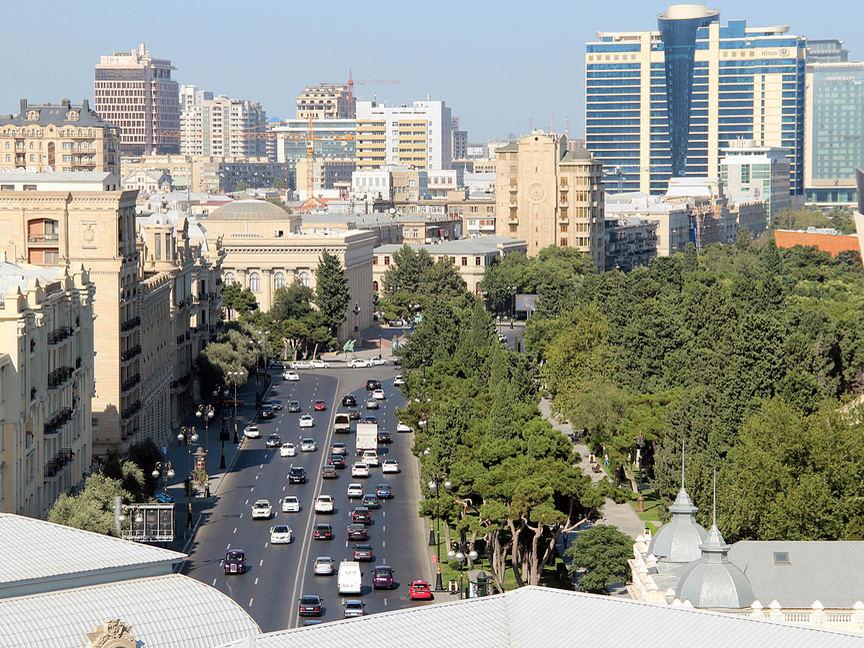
<box><xmin>227</xmin><ymin>370</ymin><xmax>244</xmax><ymax>443</ymax></box>
<box><xmin>426</xmin><ymin>465</ymin><xmax>451</xmax><ymax>592</ymax></box>
<box><xmin>448</xmin><ymin>544</ymin><xmax>478</xmax><ymax>599</ymax></box>
<box><xmin>152</xmin><ymin>461</ymin><xmax>174</xmax><ymax>500</ymax></box>
<box><xmin>195</xmin><ymin>400</ymin><xmax>215</xmax><ymax>472</ymax></box>
<box><xmin>177</xmin><ymin>425</ymin><xmax>199</xmax><ymax>530</ymax></box>
<box><xmin>507</xmin><ymin>285</ymin><xmax>517</xmax><ymax>329</ymax></box>
<box><xmin>352</xmin><ymin>301</ymin><xmax>360</xmax><ymax>334</ymax></box>
<box><xmin>636</xmin><ymin>432</ymin><xmax>645</xmax><ymax>513</ymax></box>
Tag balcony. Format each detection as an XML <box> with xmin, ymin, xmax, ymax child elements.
<box><xmin>121</xmin><ymin>373</ymin><xmax>141</xmax><ymax>392</ymax></box>
<box><xmin>44</xmin><ymin>407</ymin><xmax>74</xmax><ymax>436</ymax></box>
<box><xmin>120</xmin><ymin>316</ymin><xmax>141</xmax><ymax>332</ymax></box>
<box><xmin>48</xmin><ymin>326</ymin><xmax>73</xmax><ymax>345</ymax></box>
<box><xmin>28</xmin><ymin>233</ymin><xmax>60</xmax><ymax>244</ymax></box>
<box><xmin>48</xmin><ymin>366</ymin><xmax>74</xmax><ymax>389</ymax></box>
<box><xmin>44</xmin><ymin>448</ymin><xmax>73</xmax><ymax>478</ymax></box>
<box><xmin>121</xmin><ymin>400</ymin><xmax>142</xmax><ymax>421</ymax></box>
<box><xmin>120</xmin><ymin>345</ymin><xmax>141</xmax><ymax>362</ymax></box>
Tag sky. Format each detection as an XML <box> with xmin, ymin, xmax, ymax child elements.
<box><xmin>2</xmin><ymin>0</ymin><xmax>863</xmax><ymax>143</ymax></box>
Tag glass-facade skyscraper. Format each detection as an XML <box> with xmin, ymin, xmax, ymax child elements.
<box><xmin>586</xmin><ymin>5</ymin><xmax>806</xmax><ymax>196</ymax></box>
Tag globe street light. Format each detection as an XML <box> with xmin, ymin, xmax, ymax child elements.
<box><xmin>427</xmin><ymin>473</ymin><xmax>451</xmax><ymax>592</ymax></box>
<box><xmin>152</xmin><ymin>461</ymin><xmax>174</xmax><ymax>500</ymax></box>
<box><xmin>177</xmin><ymin>425</ymin><xmax>199</xmax><ymax>530</ymax></box>
<box><xmin>227</xmin><ymin>369</ymin><xmax>244</xmax><ymax>443</ymax></box>
<box><xmin>447</xmin><ymin>545</ymin><xmax>478</xmax><ymax>598</ymax></box>
<box><xmin>507</xmin><ymin>285</ymin><xmax>517</xmax><ymax>329</ymax></box>
<box><xmin>195</xmin><ymin>400</ymin><xmax>215</xmax><ymax>472</ymax></box>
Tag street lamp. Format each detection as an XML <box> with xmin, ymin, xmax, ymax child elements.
<box><xmin>196</xmin><ymin>400</ymin><xmax>215</xmax><ymax>472</ymax></box>
<box><xmin>507</xmin><ymin>285</ymin><xmax>517</xmax><ymax>329</ymax></box>
<box><xmin>227</xmin><ymin>369</ymin><xmax>244</xmax><ymax>443</ymax></box>
<box><xmin>352</xmin><ymin>301</ymin><xmax>360</xmax><ymax>333</ymax></box>
<box><xmin>448</xmin><ymin>544</ymin><xmax>478</xmax><ymax>598</ymax></box>
<box><xmin>636</xmin><ymin>432</ymin><xmax>646</xmax><ymax>513</ymax></box>
<box><xmin>151</xmin><ymin>461</ymin><xmax>174</xmax><ymax>500</ymax></box>
<box><xmin>177</xmin><ymin>425</ymin><xmax>199</xmax><ymax>530</ymax></box>
<box><xmin>426</xmin><ymin>465</ymin><xmax>451</xmax><ymax>592</ymax></box>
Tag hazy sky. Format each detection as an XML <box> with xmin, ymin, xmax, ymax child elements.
<box><xmin>2</xmin><ymin>1</ymin><xmax>862</xmax><ymax>143</ymax></box>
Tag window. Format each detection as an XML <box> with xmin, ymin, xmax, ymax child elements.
<box><xmin>384</xmin><ymin>257</ymin><xmax>390</xmax><ymax>266</ymax></box>
<box><xmin>475</xmin><ymin>257</ymin><xmax>482</xmax><ymax>266</ymax></box>
<box><xmin>250</xmin><ymin>272</ymin><xmax>260</xmax><ymax>292</ymax></box>
<box><xmin>461</xmin><ymin>257</ymin><xmax>467</xmax><ymax>266</ymax></box>
<box><xmin>560</xmin><ymin>224</ymin><xmax>569</xmax><ymax>232</ymax></box>
<box><xmin>224</xmin><ymin>272</ymin><xmax>236</xmax><ymax>286</ymax></box>
<box><xmin>509</xmin><ymin>224</ymin><xmax>518</xmax><ymax>232</ymax></box>
<box><xmin>299</xmin><ymin>271</ymin><xmax>310</xmax><ymax>287</ymax></box>
<box><xmin>274</xmin><ymin>272</ymin><xmax>285</xmax><ymax>290</ymax></box>
<box><xmin>560</xmin><ymin>238</ymin><xmax>568</xmax><ymax>247</ymax></box>
<box><xmin>23</xmin><ymin>185</ymin><xmax>36</xmax><ymax>191</ymax></box>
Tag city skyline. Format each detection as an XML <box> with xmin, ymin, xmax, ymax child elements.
<box><xmin>1</xmin><ymin>0</ymin><xmax>863</xmax><ymax>144</ymax></box>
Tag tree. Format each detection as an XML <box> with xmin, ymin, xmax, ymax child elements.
<box><xmin>565</xmin><ymin>524</ymin><xmax>634</xmax><ymax>594</ymax></box>
<box><xmin>314</xmin><ymin>249</ymin><xmax>350</xmax><ymax>336</ymax></box>
<box><xmin>273</xmin><ymin>177</ymin><xmax>285</xmax><ymax>190</ymax></box>
<box><xmin>235</xmin><ymin>180</ymin><xmax>247</xmax><ymax>191</ymax></box>
<box><xmin>382</xmin><ymin>245</ymin><xmax>434</xmax><ymax>295</ymax></box>
<box><xmin>48</xmin><ymin>473</ymin><xmax>131</xmax><ymax>536</ymax></box>
<box><xmin>221</xmin><ymin>283</ymin><xmax>258</xmax><ymax>320</ymax></box>
<box><xmin>271</xmin><ymin>283</ymin><xmax>313</xmax><ymax>321</ymax></box>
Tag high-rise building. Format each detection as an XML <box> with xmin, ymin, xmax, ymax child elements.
<box><xmin>94</xmin><ymin>44</ymin><xmax>180</xmax><ymax>156</ymax></box>
<box><xmin>296</xmin><ymin>84</ymin><xmax>353</xmax><ymax>120</ymax></box>
<box><xmin>272</xmin><ymin>119</ymin><xmax>356</xmax><ymax>190</ymax></box>
<box><xmin>180</xmin><ymin>93</ymin><xmax>268</xmax><ymax>159</ymax></box>
<box><xmin>804</xmin><ymin>40</ymin><xmax>864</xmax><ymax>207</ymax></box>
<box><xmin>494</xmin><ymin>132</ymin><xmax>605</xmax><ymax>271</ymax></box>
<box><xmin>586</xmin><ymin>5</ymin><xmax>806</xmax><ymax>196</ymax></box>
<box><xmin>0</xmin><ymin>99</ymin><xmax>120</xmax><ymax>176</ymax></box>
<box><xmin>355</xmin><ymin>100</ymin><xmax>453</xmax><ymax>171</ymax></box>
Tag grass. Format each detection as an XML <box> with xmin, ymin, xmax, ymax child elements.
<box><xmin>629</xmin><ymin>488</ymin><xmax>664</xmax><ymax>534</ymax></box>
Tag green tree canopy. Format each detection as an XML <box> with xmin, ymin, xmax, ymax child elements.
<box><xmin>565</xmin><ymin>524</ymin><xmax>634</xmax><ymax>594</ymax></box>
<box><xmin>314</xmin><ymin>249</ymin><xmax>350</xmax><ymax>335</ymax></box>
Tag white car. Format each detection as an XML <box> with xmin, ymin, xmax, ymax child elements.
<box><xmin>280</xmin><ymin>443</ymin><xmax>296</xmax><ymax>457</ymax></box>
<box><xmin>251</xmin><ymin>499</ymin><xmax>272</xmax><ymax>519</ymax></box>
<box><xmin>309</xmin><ymin>359</ymin><xmax>330</xmax><ymax>369</ymax></box>
<box><xmin>369</xmin><ymin>357</ymin><xmax>387</xmax><ymax>366</ymax></box>
<box><xmin>351</xmin><ymin>462</ymin><xmax>370</xmax><ymax>478</ymax></box>
<box><xmin>382</xmin><ymin>459</ymin><xmax>400</xmax><ymax>474</ymax></box>
<box><xmin>396</xmin><ymin>421</ymin><xmax>412</xmax><ymax>433</ymax></box>
<box><xmin>299</xmin><ymin>414</ymin><xmax>315</xmax><ymax>428</ymax></box>
<box><xmin>314</xmin><ymin>494</ymin><xmax>334</xmax><ymax>513</ymax></box>
<box><xmin>372</xmin><ymin>389</ymin><xmax>385</xmax><ymax>400</ymax></box>
<box><xmin>244</xmin><ymin>425</ymin><xmax>261</xmax><ymax>439</ymax></box>
<box><xmin>282</xmin><ymin>495</ymin><xmax>300</xmax><ymax>512</ymax></box>
<box><xmin>362</xmin><ymin>450</ymin><xmax>379</xmax><ymax>467</ymax></box>
<box><xmin>347</xmin><ymin>483</ymin><xmax>364</xmax><ymax>498</ymax></box>
<box><xmin>283</xmin><ymin>370</ymin><xmax>300</xmax><ymax>381</ymax></box>
<box><xmin>291</xmin><ymin>360</ymin><xmax>312</xmax><ymax>369</ymax></box>
<box><xmin>314</xmin><ymin>556</ymin><xmax>335</xmax><ymax>575</ymax></box>
<box><xmin>270</xmin><ymin>524</ymin><xmax>293</xmax><ymax>544</ymax></box>
<box><xmin>393</xmin><ymin>374</ymin><xmax>405</xmax><ymax>386</ymax></box>
<box><xmin>348</xmin><ymin>358</ymin><xmax>371</xmax><ymax>369</ymax></box>
<box><xmin>300</xmin><ymin>438</ymin><xmax>317</xmax><ymax>452</ymax></box>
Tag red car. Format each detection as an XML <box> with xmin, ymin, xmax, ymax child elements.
<box><xmin>409</xmin><ymin>580</ymin><xmax>433</xmax><ymax>600</ymax></box>
<box><xmin>314</xmin><ymin>400</ymin><xmax>327</xmax><ymax>411</ymax></box>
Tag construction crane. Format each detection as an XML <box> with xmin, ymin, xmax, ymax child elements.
<box><xmin>302</xmin><ymin>114</ymin><xmax>355</xmax><ymax>202</ymax></box>
<box><xmin>320</xmin><ymin>69</ymin><xmax>399</xmax><ymax>117</ymax></box>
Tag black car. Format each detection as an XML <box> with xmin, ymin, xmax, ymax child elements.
<box><xmin>298</xmin><ymin>595</ymin><xmax>323</xmax><ymax>617</ymax></box>
<box><xmin>377</xmin><ymin>430</ymin><xmax>392</xmax><ymax>444</ymax></box>
<box><xmin>289</xmin><ymin>466</ymin><xmax>307</xmax><ymax>484</ymax></box>
<box><xmin>322</xmin><ymin>464</ymin><xmax>338</xmax><ymax>479</ymax></box>
<box><xmin>351</xmin><ymin>507</ymin><xmax>372</xmax><ymax>525</ymax></box>
<box><xmin>364</xmin><ymin>416</ymin><xmax>378</xmax><ymax>425</ymax></box>
<box><xmin>263</xmin><ymin>400</ymin><xmax>283</xmax><ymax>411</ymax></box>
<box><xmin>347</xmin><ymin>523</ymin><xmax>368</xmax><ymax>541</ymax></box>
<box><xmin>372</xmin><ymin>565</ymin><xmax>395</xmax><ymax>589</ymax></box>
<box><xmin>341</xmin><ymin>394</ymin><xmax>357</xmax><ymax>407</ymax></box>
<box><xmin>353</xmin><ymin>544</ymin><xmax>374</xmax><ymax>561</ymax></box>
<box><xmin>347</xmin><ymin>409</ymin><xmax>361</xmax><ymax>421</ymax></box>
<box><xmin>257</xmin><ymin>404</ymin><xmax>275</xmax><ymax>419</ymax></box>
<box><xmin>365</xmin><ymin>379</ymin><xmax>381</xmax><ymax>391</ymax></box>
<box><xmin>329</xmin><ymin>455</ymin><xmax>346</xmax><ymax>469</ymax></box>
<box><xmin>287</xmin><ymin>400</ymin><xmax>301</xmax><ymax>413</ymax></box>
<box><xmin>313</xmin><ymin>523</ymin><xmax>333</xmax><ymax>540</ymax></box>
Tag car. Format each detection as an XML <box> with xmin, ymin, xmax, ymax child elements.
<box><xmin>224</xmin><ymin>549</ymin><xmax>246</xmax><ymax>574</ymax></box>
<box><xmin>154</xmin><ymin>492</ymin><xmax>174</xmax><ymax>503</ymax></box>
<box><xmin>372</xmin><ymin>389</ymin><xmax>386</xmax><ymax>400</ymax></box>
<box><xmin>265</xmin><ymin>433</ymin><xmax>282</xmax><ymax>448</ymax></box>
<box><xmin>282</xmin><ymin>495</ymin><xmax>300</xmax><ymax>512</ymax></box>
<box><xmin>300</xmin><ymin>437</ymin><xmax>317</xmax><ymax>452</ymax></box>
<box><xmin>353</xmin><ymin>544</ymin><xmax>374</xmax><ymax>561</ymax></box>
<box><xmin>409</xmin><ymin>580</ymin><xmax>433</xmax><ymax>600</ymax></box>
<box><xmin>347</xmin><ymin>523</ymin><xmax>368</xmax><ymax>541</ymax></box>
<box><xmin>364</xmin><ymin>416</ymin><xmax>378</xmax><ymax>425</ymax></box>
<box><xmin>280</xmin><ymin>442</ymin><xmax>296</xmax><ymax>457</ymax></box>
<box><xmin>298</xmin><ymin>594</ymin><xmax>323</xmax><ymax>616</ymax></box>
<box><xmin>351</xmin><ymin>462</ymin><xmax>369</xmax><ymax>478</ymax></box>
<box><xmin>343</xmin><ymin>599</ymin><xmax>366</xmax><ymax>618</ymax></box>
<box><xmin>288</xmin><ymin>466</ymin><xmax>307</xmax><ymax>484</ymax></box>
<box><xmin>362</xmin><ymin>494</ymin><xmax>380</xmax><ymax>509</ymax></box>
<box><xmin>330</xmin><ymin>442</ymin><xmax>348</xmax><ymax>456</ymax></box>
<box><xmin>347</xmin><ymin>483</ymin><xmax>364</xmax><ymax>498</ymax></box>
<box><xmin>269</xmin><ymin>361</ymin><xmax>284</xmax><ymax>370</ymax></box>
<box><xmin>351</xmin><ymin>507</ymin><xmax>372</xmax><ymax>525</ymax></box>
<box><xmin>348</xmin><ymin>358</ymin><xmax>371</xmax><ymax>369</ymax></box>
<box><xmin>251</xmin><ymin>499</ymin><xmax>272</xmax><ymax>519</ymax></box>
<box><xmin>270</xmin><ymin>524</ymin><xmax>292</xmax><ymax>544</ymax></box>
<box><xmin>362</xmin><ymin>449</ymin><xmax>379</xmax><ymax>466</ymax></box>
<box><xmin>377</xmin><ymin>430</ymin><xmax>392</xmax><ymax>444</ymax></box>
<box><xmin>299</xmin><ymin>414</ymin><xmax>315</xmax><ymax>428</ymax></box>
<box><xmin>382</xmin><ymin>459</ymin><xmax>400</xmax><ymax>474</ymax></box>
<box><xmin>291</xmin><ymin>361</ymin><xmax>312</xmax><ymax>370</ymax></box>
<box><xmin>243</xmin><ymin>425</ymin><xmax>261</xmax><ymax>439</ymax></box>
<box><xmin>302</xmin><ymin>620</ymin><xmax>322</xmax><ymax>627</ymax></box>
<box><xmin>365</xmin><ymin>379</ymin><xmax>381</xmax><ymax>391</ymax></box>
<box><xmin>264</xmin><ymin>400</ymin><xmax>283</xmax><ymax>411</ymax></box>
<box><xmin>369</xmin><ymin>357</ymin><xmax>387</xmax><ymax>366</ymax></box>
<box><xmin>314</xmin><ymin>495</ymin><xmax>334</xmax><ymax>514</ymax></box>
<box><xmin>396</xmin><ymin>421</ymin><xmax>412</xmax><ymax>433</ymax></box>
<box><xmin>322</xmin><ymin>464</ymin><xmax>338</xmax><ymax>479</ymax></box>
<box><xmin>376</xmin><ymin>483</ymin><xmax>392</xmax><ymax>499</ymax></box>
<box><xmin>365</xmin><ymin>398</ymin><xmax>379</xmax><ymax>410</ymax></box>
<box><xmin>313</xmin><ymin>523</ymin><xmax>333</xmax><ymax>540</ymax></box>
<box><xmin>257</xmin><ymin>404</ymin><xmax>275</xmax><ymax>419</ymax></box>
<box><xmin>313</xmin><ymin>556</ymin><xmax>335</xmax><ymax>575</ymax></box>
<box><xmin>372</xmin><ymin>565</ymin><xmax>395</xmax><ymax>589</ymax></box>
<box><xmin>309</xmin><ymin>359</ymin><xmax>330</xmax><ymax>369</ymax></box>
<box><xmin>313</xmin><ymin>400</ymin><xmax>327</xmax><ymax>411</ymax></box>
<box><xmin>393</xmin><ymin>374</ymin><xmax>405</xmax><ymax>386</ymax></box>
<box><xmin>283</xmin><ymin>370</ymin><xmax>300</xmax><ymax>381</ymax></box>
<box><xmin>329</xmin><ymin>455</ymin><xmax>346</xmax><ymax>469</ymax></box>
<box><xmin>347</xmin><ymin>409</ymin><xmax>361</xmax><ymax>421</ymax></box>
<box><xmin>287</xmin><ymin>400</ymin><xmax>301</xmax><ymax>412</ymax></box>
<box><xmin>341</xmin><ymin>394</ymin><xmax>357</xmax><ymax>407</ymax></box>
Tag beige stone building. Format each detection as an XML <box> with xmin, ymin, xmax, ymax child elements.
<box><xmin>296</xmin><ymin>84</ymin><xmax>353</xmax><ymax>120</ymax></box>
<box><xmin>0</xmin><ymin>263</ymin><xmax>95</xmax><ymax>517</ymax></box>
<box><xmin>495</xmin><ymin>133</ymin><xmax>605</xmax><ymax>271</ymax></box>
<box><xmin>200</xmin><ymin>200</ymin><xmax>375</xmax><ymax>340</ymax></box>
<box><xmin>121</xmin><ymin>154</ymin><xmax>286</xmax><ymax>194</ymax></box>
<box><xmin>0</xmin><ymin>99</ymin><xmax>120</xmax><ymax>176</ymax></box>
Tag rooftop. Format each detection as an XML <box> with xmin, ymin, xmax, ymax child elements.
<box><xmin>375</xmin><ymin>236</ymin><xmax>526</xmax><ymax>256</ymax></box>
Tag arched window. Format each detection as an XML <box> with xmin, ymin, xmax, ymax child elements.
<box><xmin>224</xmin><ymin>272</ymin><xmax>236</xmax><ymax>286</ymax></box>
<box><xmin>298</xmin><ymin>271</ymin><xmax>310</xmax><ymax>287</ymax></box>
<box><xmin>274</xmin><ymin>272</ymin><xmax>286</xmax><ymax>290</ymax></box>
<box><xmin>250</xmin><ymin>272</ymin><xmax>261</xmax><ymax>292</ymax></box>
<box><xmin>372</xmin><ymin>281</ymin><xmax>379</xmax><ymax>293</ymax></box>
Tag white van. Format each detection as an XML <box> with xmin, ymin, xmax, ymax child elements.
<box><xmin>337</xmin><ymin>560</ymin><xmax>362</xmax><ymax>595</ymax></box>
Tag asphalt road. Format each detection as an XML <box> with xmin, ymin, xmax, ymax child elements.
<box><xmin>181</xmin><ymin>363</ymin><xmax>433</xmax><ymax>631</ymax></box>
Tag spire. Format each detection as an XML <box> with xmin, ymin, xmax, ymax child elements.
<box><xmin>681</xmin><ymin>439</ymin><xmax>686</xmax><ymax>490</ymax></box>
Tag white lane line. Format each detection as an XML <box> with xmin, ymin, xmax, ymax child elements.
<box><xmin>249</xmin><ymin>598</ymin><xmax>254</xmax><ymax>607</ymax></box>
<box><xmin>384</xmin><ymin>597</ymin><xmax>388</xmax><ymax>606</ymax></box>
<box><xmin>260</xmin><ymin>464</ymin><xmax>264</xmax><ymax>469</ymax></box>
<box><xmin>233</xmin><ymin>527</ymin><xmax>237</xmax><ymax>534</ymax></box>
<box><xmin>383</xmin><ymin>540</ymin><xmax>386</xmax><ymax>547</ymax></box>
<box><xmin>244</xmin><ymin>499</ymin><xmax>249</xmax><ymax>506</ymax></box>
<box><xmin>255</xmin><ymin>475</ymin><xmax>259</xmax><ymax>480</ymax></box>
<box><xmin>212</xmin><ymin>578</ymin><xmax>217</xmax><ymax>586</ymax></box>
<box><xmin>383</xmin><ymin>525</ymin><xmax>386</xmax><ymax>532</ymax></box>
<box><xmin>255</xmin><ymin>577</ymin><xmax>259</xmax><ymax>585</ymax></box>
<box><xmin>259</xmin><ymin>559</ymin><xmax>264</xmax><ymax>567</ymax></box>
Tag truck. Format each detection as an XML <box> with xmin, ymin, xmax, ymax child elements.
<box><xmin>337</xmin><ymin>560</ymin><xmax>362</xmax><ymax>595</ymax></box>
<box><xmin>334</xmin><ymin>413</ymin><xmax>351</xmax><ymax>434</ymax></box>
<box><xmin>355</xmin><ymin>422</ymin><xmax>378</xmax><ymax>455</ymax></box>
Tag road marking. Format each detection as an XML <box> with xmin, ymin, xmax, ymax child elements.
<box><xmin>255</xmin><ymin>577</ymin><xmax>259</xmax><ymax>585</ymax></box>
<box><xmin>260</xmin><ymin>559</ymin><xmax>264</xmax><ymax>566</ymax></box>
<box><xmin>384</xmin><ymin>597</ymin><xmax>388</xmax><ymax>606</ymax></box>
<box><xmin>255</xmin><ymin>475</ymin><xmax>259</xmax><ymax>480</ymax></box>
<box><xmin>249</xmin><ymin>598</ymin><xmax>254</xmax><ymax>607</ymax></box>
<box><xmin>233</xmin><ymin>527</ymin><xmax>237</xmax><ymax>534</ymax></box>
<box><xmin>260</xmin><ymin>464</ymin><xmax>264</xmax><ymax>469</ymax></box>
<box><xmin>244</xmin><ymin>499</ymin><xmax>249</xmax><ymax>506</ymax></box>
<box><xmin>383</xmin><ymin>525</ymin><xmax>386</xmax><ymax>532</ymax></box>
<box><xmin>212</xmin><ymin>578</ymin><xmax>217</xmax><ymax>586</ymax></box>
<box><xmin>383</xmin><ymin>540</ymin><xmax>386</xmax><ymax>547</ymax></box>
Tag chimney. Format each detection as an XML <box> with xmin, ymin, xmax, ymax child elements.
<box><xmin>82</xmin><ymin>99</ymin><xmax>90</xmax><ymax>113</ymax></box>
<box><xmin>19</xmin><ymin>99</ymin><xmax>27</xmax><ymax>114</ymax></box>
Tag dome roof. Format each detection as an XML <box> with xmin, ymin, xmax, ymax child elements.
<box><xmin>207</xmin><ymin>199</ymin><xmax>293</xmax><ymax>221</ymax></box>
<box><xmin>648</xmin><ymin>487</ymin><xmax>708</xmax><ymax>563</ymax></box>
<box><xmin>675</xmin><ymin>523</ymin><xmax>754</xmax><ymax>609</ymax></box>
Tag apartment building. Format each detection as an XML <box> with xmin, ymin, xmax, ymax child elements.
<box><xmin>605</xmin><ymin>193</ymin><xmax>691</xmax><ymax>257</ymax></box>
<box><xmin>272</xmin><ymin>118</ymin><xmax>356</xmax><ymax>191</ymax></box>
<box><xmin>720</xmin><ymin>139</ymin><xmax>791</xmax><ymax>223</ymax></box>
<box><xmin>296</xmin><ymin>84</ymin><xmax>353</xmax><ymax>120</ymax></box>
<box><xmin>495</xmin><ymin>132</ymin><xmax>605</xmax><ymax>271</ymax></box>
<box><xmin>94</xmin><ymin>44</ymin><xmax>180</xmax><ymax>156</ymax></box>
<box><xmin>0</xmin><ymin>263</ymin><xmax>95</xmax><ymax>517</ymax></box>
<box><xmin>180</xmin><ymin>94</ymin><xmax>268</xmax><ymax>159</ymax></box>
<box><xmin>0</xmin><ymin>99</ymin><xmax>120</xmax><ymax>176</ymax></box>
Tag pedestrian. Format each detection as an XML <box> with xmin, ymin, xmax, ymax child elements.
<box><xmin>603</xmin><ymin>453</ymin><xmax>609</xmax><ymax>466</ymax></box>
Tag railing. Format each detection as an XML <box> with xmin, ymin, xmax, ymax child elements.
<box><xmin>121</xmin><ymin>373</ymin><xmax>141</xmax><ymax>392</ymax></box>
<box><xmin>120</xmin><ymin>345</ymin><xmax>141</xmax><ymax>362</ymax></box>
<box><xmin>44</xmin><ymin>448</ymin><xmax>73</xmax><ymax>478</ymax></box>
<box><xmin>121</xmin><ymin>400</ymin><xmax>141</xmax><ymax>420</ymax></box>
<box><xmin>48</xmin><ymin>326</ymin><xmax>73</xmax><ymax>345</ymax></box>
<box><xmin>28</xmin><ymin>233</ymin><xmax>60</xmax><ymax>243</ymax></box>
<box><xmin>44</xmin><ymin>407</ymin><xmax>74</xmax><ymax>436</ymax></box>
<box><xmin>48</xmin><ymin>366</ymin><xmax>74</xmax><ymax>389</ymax></box>
<box><xmin>120</xmin><ymin>316</ymin><xmax>141</xmax><ymax>332</ymax></box>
